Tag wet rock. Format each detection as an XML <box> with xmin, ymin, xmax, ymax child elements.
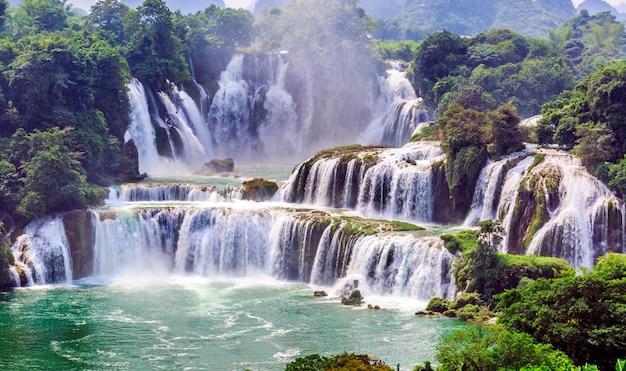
<box><xmin>241</xmin><ymin>178</ymin><xmax>278</xmax><ymax>201</ymax></box>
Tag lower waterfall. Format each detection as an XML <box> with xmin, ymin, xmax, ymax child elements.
<box><xmin>11</xmin><ymin>204</ymin><xmax>456</xmax><ymax>302</ymax></box>
<box><xmin>9</xmin><ymin>217</ymin><xmax>73</xmax><ymax>286</ymax></box>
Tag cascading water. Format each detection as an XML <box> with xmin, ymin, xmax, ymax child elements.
<box><xmin>464</xmin><ymin>150</ymin><xmax>625</xmax><ymax>267</ymax></box>
<box><xmin>125</xmin><ymin>79</ymin><xmax>160</xmax><ymax>174</ymax></box>
<box><xmin>120</xmin><ymin>183</ymin><xmax>236</xmax><ymax>202</ymax></box>
<box><xmin>158</xmin><ymin>84</ymin><xmax>212</xmax><ymax>163</ymax></box>
<box><xmin>339</xmin><ymin>235</ymin><xmax>456</xmax><ymax>300</ymax></box>
<box><xmin>125</xmin><ymin>54</ymin><xmax>426</xmax><ymax>174</ymax></box>
<box><xmin>282</xmin><ymin>141</ymin><xmax>446</xmax><ymax>223</ymax></box>
<box><xmin>9</xmin><ymin>217</ymin><xmax>73</xmax><ymax>286</ymax></box>
<box><xmin>360</xmin><ymin>61</ymin><xmax>432</xmax><ymax>146</ymax></box>
<box><xmin>9</xmin><ymin>201</ymin><xmax>456</xmax><ymax>301</ymax></box>
<box><xmin>524</xmin><ymin>154</ymin><xmax>623</xmax><ymax>268</ymax></box>
<box><xmin>464</xmin><ymin>151</ymin><xmax>531</xmax><ymax>227</ymax></box>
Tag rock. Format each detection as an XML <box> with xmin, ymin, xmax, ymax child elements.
<box><xmin>314</xmin><ymin>290</ymin><xmax>328</xmax><ymax>297</ymax></box>
<box><xmin>341</xmin><ymin>289</ymin><xmax>363</xmax><ymax>306</ymax></box>
<box><xmin>63</xmin><ymin>210</ymin><xmax>95</xmax><ymax>279</ymax></box>
<box><xmin>415</xmin><ymin>310</ymin><xmax>440</xmax><ymax>316</ymax></box>
<box><xmin>368</xmin><ymin>304</ymin><xmax>381</xmax><ymax>310</ymax></box>
<box><xmin>200</xmin><ymin>158</ymin><xmax>235</xmax><ymax>174</ymax></box>
<box><xmin>241</xmin><ymin>178</ymin><xmax>278</xmax><ymax>201</ymax></box>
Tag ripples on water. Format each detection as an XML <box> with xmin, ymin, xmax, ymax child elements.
<box><xmin>0</xmin><ymin>277</ymin><xmax>463</xmax><ymax>370</ymax></box>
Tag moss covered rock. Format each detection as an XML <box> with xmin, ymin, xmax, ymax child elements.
<box><xmin>63</xmin><ymin>210</ymin><xmax>95</xmax><ymax>279</ymax></box>
<box><xmin>241</xmin><ymin>178</ymin><xmax>279</xmax><ymax>201</ymax></box>
<box><xmin>0</xmin><ymin>239</ymin><xmax>15</xmax><ymax>288</ymax></box>
<box><xmin>507</xmin><ymin>159</ymin><xmax>562</xmax><ymax>254</ymax></box>
<box><xmin>200</xmin><ymin>158</ymin><xmax>235</xmax><ymax>174</ymax></box>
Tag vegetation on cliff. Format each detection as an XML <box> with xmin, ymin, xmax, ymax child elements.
<box><xmin>0</xmin><ymin>0</ymin><xmax>256</xmax><ymax>228</ymax></box>
<box><xmin>432</xmin><ymin>103</ymin><xmax>524</xmax><ymax>219</ymax></box>
<box><xmin>410</xmin><ymin>28</ymin><xmax>574</xmax><ymax>117</ymax></box>
<box><xmin>538</xmin><ymin>60</ymin><xmax>626</xmax><ymax>196</ymax></box>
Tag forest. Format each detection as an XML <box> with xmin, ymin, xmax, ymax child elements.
<box><xmin>0</xmin><ymin>0</ymin><xmax>625</xmax><ymax>370</ymax></box>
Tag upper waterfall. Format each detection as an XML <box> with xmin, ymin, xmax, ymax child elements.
<box><xmin>360</xmin><ymin>61</ymin><xmax>431</xmax><ymax>147</ymax></box>
<box><xmin>125</xmin><ymin>54</ymin><xmax>423</xmax><ymax>175</ymax></box>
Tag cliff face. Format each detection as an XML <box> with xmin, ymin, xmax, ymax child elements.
<box><xmin>63</xmin><ymin>210</ymin><xmax>95</xmax><ymax>280</ymax></box>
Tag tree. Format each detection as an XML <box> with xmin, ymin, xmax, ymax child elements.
<box><xmin>86</xmin><ymin>0</ymin><xmax>130</xmax><ymax>45</ymax></box>
<box><xmin>12</xmin><ymin>0</ymin><xmax>69</xmax><ymax>35</ymax></box>
<box><xmin>487</xmin><ymin>103</ymin><xmax>524</xmax><ymax>157</ymax></box>
<box><xmin>498</xmin><ymin>253</ymin><xmax>626</xmax><ymax>370</ymax></box>
<box><xmin>572</xmin><ymin>121</ymin><xmax>619</xmax><ymax>167</ymax></box>
<box><xmin>124</xmin><ymin>0</ymin><xmax>190</xmax><ymax>90</ymax></box>
<box><xmin>15</xmin><ymin>128</ymin><xmax>100</xmax><ymax>220</ymax></box>
<box><xmin>436</xmin><ymin>325</ymin><xmax>576</xmax><ymax>371</ymax></box>
<box><xmin>412</xmin><ymin>30</ymin><xmax>468</xmax><ymax>105</ymax></box>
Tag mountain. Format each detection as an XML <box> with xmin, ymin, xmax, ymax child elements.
<box><xmin>383</xmin><ymin>0</ymin><xmax>576</xmax><ymax>40</ymax></box>
<box><xmin>577</xmin><ymin>0</ymin><xmax>626</xmax><ymax>20</ymax></box>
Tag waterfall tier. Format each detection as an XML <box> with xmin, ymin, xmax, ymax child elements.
<box><xmin>281</xmin><ymin>141</ymin><xmax>448</xmax><ymax>223</ymax></box>
<box><xmin>124</xmin><ymin>54</ymin><xmax>423</xmax><ymax>173</ymax></box>
<box><xmin>465</xmin><ymin>150</ymin><xmax>625</xmax><ymax>268</ymax></box>
<box><xmin>10</xmin><ymin>205</ymin><xmax>456</xmax><ymax>301</ymax></box>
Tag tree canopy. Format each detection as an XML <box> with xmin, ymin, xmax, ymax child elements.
<box><xmin>497</xmin><ymin>253</ymin><xmax>626</xmax><ymax>370</ymax></box>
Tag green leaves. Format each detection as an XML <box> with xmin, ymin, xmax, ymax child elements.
<box><xmin>498</xmin><ymin>254</ymin><xmax>626</xmax><ymax>370</ymax></box>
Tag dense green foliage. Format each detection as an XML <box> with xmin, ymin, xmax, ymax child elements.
<box><xmin>547</xmin><ymin>10</ymin><xmax>626</xmax><ymax>80</ymax></box>
<box><xmin>284</xmin><ymin>352</ymin><xmax>393</xmax><ymax>371</ymax></box>
<box><xmin>0</xmin><ymin>0</ymin><xmax>258</xmax><ymax>227</ymax></box>
<box><xmin>441</xmin><ymin>221</ymin><xmax>572</xmax><ymax>307</ymax></box>
<box><xmin>538</xmin><ymin>60</ymin><xmax>626</xmax><ymax>195</ymax></box>
<box><xmin>0</xmin><ymin>235</ymin><xmax>14</xmax><ymax>288</ymax></box>
<box><xmin>411</xmin><ymin>28</ymin><xmax>574</xmax><ymax>117</ymax></box>
<box><xmin>434</xmin><ymin>104</ymin><xmax>524</xmax><ymax>217</ymax></box>
<box><xmin>497</xmin><ymin>253</ymin><xmax>626</xmax><ymax>370</ymax></box>
<box><xmin>435</xmin><ymin>324</ymin><xmax>577</xmax><ymax>371</ymax></box>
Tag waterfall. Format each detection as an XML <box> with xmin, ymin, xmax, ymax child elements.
<box><xmin>10</xmin><ymin>217</ymin><xmax>73</xmax><ymax>286</ymax></box>
<box><xmin>361</xmin><ymin>61</ymin><xmax>431</xmax><ymax>147</ymax></box>
<box><xmin>283</xmin><ymin>142</ymin><xmax>446</xmax><ymax>223</ymax></box>
<box><xmin>84</xmin><ymin>204</ymin><xmax>457</xmax><ymax>299</ymax></box>
<box><xmin>463</xmin><ymin>149</ymin><xmax>625</xmax><ymax>267</ymax></box>
<box><xmin>125</xmin><ymin>79</ymin><xmax>161</xmax><ymax>174</ymax></box>
<box><xmin>120</xmin><ymin>183</ymin><xmax>236</xmax><ymax>202</ymax></box>
<box><xmin>525</xmin><ymin>154</ymin><xmax>623</xmax><ymax>268</ymax></box>
<box><xmin>158</xmin><ymin>85</ymin><xmax>212</xmax><ymax>164</ymax></box>
<box><xmin>126</xmin><ymin>54</ymin><xmax>429</xmax><ymax>174</ymax></box>
<box><xmin>465</xmin><ymin>151</ymin><xmax>531</xmax><ymax>227</ymax></box>
<box><xmin>338</xmin><ymin>235</ymin><xmax>456</xmax><ymax>301</ymax></box>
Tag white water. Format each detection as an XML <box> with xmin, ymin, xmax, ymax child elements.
<box><xmin>125</xmin><ymin>79</ymin><xmax>160</xmax><ymax>174</ymax></box>
<box><xmin>360</xmin><ymin>61</ymin><xmax>431</xmax><ymax>146</ymax></box>
<box><xmin>10</xmin><ymin>217</ymin><xmax>73</xmax><ymax>286</ymax></box>
<box><xmin>10</xmin><ymin>201</ymin><xmax>456</xmax><ymax>302</ymax></box>
<box><xmin>124</xmin><ymin>54</ymin><xmax>424</xmax><ymax>175</ymax></box>
<box><xmin>120</xmin><ymin>183</ymin><xmax>234</xmax><ymax>202</ymax></box>
<box><xmin>358</xmin><ymin>142</ymin><xmax>445</xmax><ymax>222</ymax></box>
<box><xmin>462</xmin><ymin>150</ymin><xmax>625</xmax><ymax>267</ymax></box>
<box><xmin>525</xmin><ymin>154</ymin><xmax>620</xmax><ymax>267</ymax></box>
<box><xmin>284</xmin><ymin>141</ymin><xmax>445</xmax><ymax>223</ymax></box>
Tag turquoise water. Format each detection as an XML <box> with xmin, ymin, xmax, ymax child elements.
<box><xmin>0</xmin><ymin>276</ymin><xmax>463</xmax><ymax>370</ymax></box>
